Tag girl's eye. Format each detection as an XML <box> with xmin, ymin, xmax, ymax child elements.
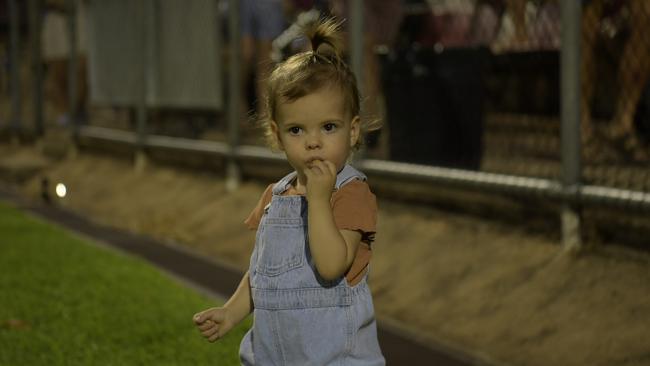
<box><xmin>323</xmin><ymin>123</ymin><xmax>337</xmax><ymax>132</ymax></box>
<box><xmin>288</xmin><ymin>127</ymin><xmax>301</xmax><ymax>135</ymax></box>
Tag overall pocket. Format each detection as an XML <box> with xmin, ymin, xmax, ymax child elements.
<box><xmin>256</xmin><ymin>219</ymin><xmax>305</xmax><ymax>276</ymax></box>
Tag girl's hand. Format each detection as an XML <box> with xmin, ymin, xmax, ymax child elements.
<box><xmin>304</xmin><ymin>160</ymin><xmax>337</xmax><ymax>202</ymax></box>
<box><xmin>193</xmin><ymin>307</ymin><xmax>234</xmax><ymax>342</ymax></box>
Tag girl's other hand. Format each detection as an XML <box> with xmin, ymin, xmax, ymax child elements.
<box><xmin>193</xmin><ymin>307</ymin><xmax>233</xmax><ymax>342</ymax></box>
<box><xmin>305</xmin><ymin>160</ymin><xmax>336</xmax><ymax>201</ymax></box>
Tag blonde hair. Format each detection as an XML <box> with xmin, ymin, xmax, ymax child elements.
<box><xmin>260</xmin><ymin>17</ymin><xmax>380</xmax><ymax>151</ymax></box>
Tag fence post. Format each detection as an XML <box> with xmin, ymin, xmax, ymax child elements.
<box><xmin>226</xmin><ymin>0</ymin><xmax>242</xmax><ymax>191</ymax></box>
<box><xmin>134</xmin><ymin>0</ymin><xmax>151</xmax><ymax>173</ymax></box>
<box><xmin>67</xmin><ymin>0</ymin><xmax>78</xmax><ymax>142</ymax></box>
<box><xmin>349</xmin><ymin>0</ymin><xmax>364</xmax><ymax>96</ymax></box>
<box><xmin>348</xmin><ymin>0</ymin><xmax>364</xmax><ymax>162</ymax></box>
<box><xmin>8</xmin><ymin>0</ymin><xmax>21</xmax><ymax>143</ymax></box>
<box><xmin>560</xmin><ymin>0</ymin><xmax>583</xmax><ymax>252</ymax></box>
<box><xmin>29</xmin><ymin>0</ymin><xmax>44</xmax><ymax>138</ymax></box>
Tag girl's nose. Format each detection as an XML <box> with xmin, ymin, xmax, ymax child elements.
<box><xmin>306</xmin><ymin>134</ymin><xmax>321</xmax><ymax>150</ymax></box>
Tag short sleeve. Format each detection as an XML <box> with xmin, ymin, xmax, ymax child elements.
<box><xmin>244</xmin><ymin>184</ymin><xmax>274</xmax><ymax>230</ymax></box>
<box><xmin>331</xmin><ymin>180</ymin><xmax>377</xmax><ymax>242</ymax></box>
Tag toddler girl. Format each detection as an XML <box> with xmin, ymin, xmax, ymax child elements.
<box><xmin>194</xmin><ymin>17</ymin><xmax>384</xmax><ymax>365</ymax></box>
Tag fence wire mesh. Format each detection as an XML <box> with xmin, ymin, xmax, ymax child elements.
<box><xmin>84</xmin><ymin>0</ymin><xmax>222</xmax><ymax>139</ymax></box>
<box><xmin>371</xmin><ymin>0</ymin><xmax>648</xmax><ymax>195</ymax></box>
<box><xmin>580</xmin><ymin>0</ymin><xmax>650</xmax><ymax>193</ymax></box>
<box><xmin>3</xmin><ymin>0</ymin><xmax>650</xmax><ymax>196</ymax></box>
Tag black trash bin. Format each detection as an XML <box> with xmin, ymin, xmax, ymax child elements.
<box><xmin>382</xmin><ymin>46</ymin><xmax>489</xmax><ymax>170</ymax></box>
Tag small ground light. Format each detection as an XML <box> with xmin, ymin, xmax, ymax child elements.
<box><xmin>56</xmin><ymin>183</ymin><xmax>67</xmax><ymax>198</ymax></box>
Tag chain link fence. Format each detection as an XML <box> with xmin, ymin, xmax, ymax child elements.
<box><xmin>2</xmin><ymin>0</ymin><xmax>650</xmax><ymax>246</ymax></box>
<box><xmin>580</xmin><ymin>0</ymin><xmax>650</xmax><ymax>190</ymax></box>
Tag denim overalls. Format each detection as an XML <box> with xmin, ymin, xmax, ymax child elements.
<box><xmin>240</xmin><ymin>165</ymin><xmax>385</xmax><ymax>366</ymax></box>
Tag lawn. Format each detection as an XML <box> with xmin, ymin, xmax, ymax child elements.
<box><xmin>0</xmin><ymin>202</ymin><xmax>250</xmax><ymax>365</ymax></box>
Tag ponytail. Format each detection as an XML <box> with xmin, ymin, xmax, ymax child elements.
<box><xmin>304</xmin><ymin>17</ymin><xmax>344</xmax><ymax>60</ymax></box>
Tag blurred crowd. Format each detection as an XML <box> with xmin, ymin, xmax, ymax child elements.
<box><xmin>237</xmin><ymin>0</ymin><xmax>649</xmax><ymax>161</ymax></box>
<box><xmin>1</xmin><ymin>0</ymin><xmax>648</xmax><ymax>161</ymax></box>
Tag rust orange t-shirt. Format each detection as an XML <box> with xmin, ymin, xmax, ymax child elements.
<box><xmin>244</xmin><ymin>179</ymin><xmax>377</xmax><ymax>286</ymax></box>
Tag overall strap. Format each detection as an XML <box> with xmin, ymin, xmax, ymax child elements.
<box><xmin>272</xmin><ymin>171</ymin><xmax>298</xmax><ymax>195</ymax></box>
<box><xmin>334</xmin><ymin>164</ymin><xmax>367</xmax><ymax>190</ymax></box>
<box><xmin>271</xmin><ymin>164</ymin><xmax>367</xmax><ymax>195</ymax></box>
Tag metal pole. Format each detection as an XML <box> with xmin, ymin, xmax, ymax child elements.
<box><xmin>29</xmin><ymin>0</ymin><xmax>44</xmax><ymax>137</ymax></box>
<box><xmin>560</xmin><ymin>0</ymin><xmax>582</xmax><ymax>252</ymax></box>
<box><xmin>135</xmin><ymin>0</ymin><xmax>150</xmax><ymax>172</ymax></box>
<box><xmin>348</xmin><ymin>0</ymin><xmax>364</xmax><ymax>162</ymax></box>
<box><xmin>226</xmin><ymin>0</ymin><xmax>242</xmax><ymax>191</ymax></box>
<box><xmin>349</xmin><ymin>0</ymin><xmax>364</xmax><ymax>97</ymax></box>
<box><xmin>67</xmin><ymin>0</ymin><xmax>78</xmax><ymax>140</ymax></box>
<box><xmin>8</xmin><ymin>0</ymin><xmax>22</xmax><ymax>141</ymax></box>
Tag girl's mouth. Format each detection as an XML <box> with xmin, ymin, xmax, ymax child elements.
<box><xmin>306</xmin><ymin>157</ymin><xmax>324</xmax><ymax>166</ymax></box>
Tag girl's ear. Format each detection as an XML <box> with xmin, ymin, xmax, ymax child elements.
<box><xmin>349</xmin><ymin>116</ymin><xmax>361</xmax><ymax>147</ymax></box>
<box><xmin>270</xmin><ymin>120</ymin><xmax>284</xmax><ymax>150</ymax></box>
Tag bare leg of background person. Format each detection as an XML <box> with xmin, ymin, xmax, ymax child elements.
<box><xmin>239</xmin><ymin>0</ymin><xmax>285</xmax><ymax>132</ymax></box>
<box><xmin>76</xmin><ymin>55</ymin><xmax>88</xmax><ymax>123</ymax></box>
<box><xmin>239</xmin><ymin>38</ymin><xmax>275</xmax><ymax>136</ymax></box>
<box><xmin>580</xmin><ymin>0</ymin><xmax>604</xmax><ymax>143</ymax></box>
<box><xmin>608</xmin><ymin>0</ymin><xmax>650</xmax><ymax>156</ymax></box>
<box><xmin>241</xmin><ymin>35</ymin><xmax>255</xmax><ymax>127</ymax></box>
<box><xmin>47</xmin><ymin>59</ymin><xmax>68</xmax><ymax>126</ymax></box>
<box><xmin>362</xmin><ymin>34</ymin><xmax>388</xmax><ymax>158</ymax></box>
<box><xmin>254</xmin><ymin>40</ymin><xmax>274</xmax><ymax>120</ymax></box>
<box><xmin>504</xmin><ymin>0</ymin><xmax>528</xmax><ymax>50</ymax></box>
<box><xmin>361</xmin><ymin>0</ymin><xmax>402</xmax><ymax>160</ymax></box>
<box><xmin>328</xmin><ymin>0</ymin><xmax>385</xmax><ymax>157</ymax></box>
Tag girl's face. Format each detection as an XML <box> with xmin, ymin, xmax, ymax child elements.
<box><xmin>271</xmin><ymin>86</ymin><xmax>360</xmax><ymax>182</ymax></box>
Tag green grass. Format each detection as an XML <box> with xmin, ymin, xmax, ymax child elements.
<box><xmin>0</xmin><ymin>202</ymin><xmax>250</xmax><ymax>365</ymax></box>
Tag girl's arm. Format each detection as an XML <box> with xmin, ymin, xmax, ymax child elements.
<box><xmin>308</xmin><ymin>200</ymin><xmax>361</xmax><ymax>280</ymax></box>
<box><xmin>224</xmin><ymin>271</ymin><xmax>254</xmax><ymax>320</ymax></box>
<box><xmin>305</xmin><ymin>161</ymin><xmax>361</xmax><ymax>281</ymax></box>
<box><xmin>194</xmin><ymin>271</ymin><xmax>253</xmax><ymax>342</ymax></box>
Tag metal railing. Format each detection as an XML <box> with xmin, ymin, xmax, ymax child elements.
<box><xmin>79</xmin><ymin>124</ymin><xmax>650</xmax><ymax>212</ymax></box>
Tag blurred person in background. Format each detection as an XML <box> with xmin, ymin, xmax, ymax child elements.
<box><xmin>273</xmin><ymin>0</ymin><xmax>330</xmax><ymax>56</ymax></box>
<box><xmin>492</xmin><ymin>0</ymin><xmax>649</xmax><ymax>159</ymax></box>
<box><xmin>486</xmin><ymin>0</ymin><xmax>559</xmax><ymax>52</ymax></box>
<box><xmin>240</xmin><ymin>0</ymin><xmax>288</xmax><ymax>125</ymax></box>
<box><xmin>585</xmin><ymin>0</ymin><xmax>650</xmax><ymax>158</ymax></box>
<box><xmin>329</xmin><ymin>0</ymin><xmax>404</xmax><ymax>158</ymax></box>
<box><xmin>41</xmin><ymin>0</ymin><xmax>88</xmax><ymax>127</ymax></box>
<box><xmin>380</xmin><ymin>0</ymin><xmax>489</xmax><ymax>168</ymax></box>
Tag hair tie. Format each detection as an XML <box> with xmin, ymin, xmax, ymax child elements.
<box><xmin>311</xmin><ymin>51</ymin><xmax>334</xmax><ymax>65</ymax></box>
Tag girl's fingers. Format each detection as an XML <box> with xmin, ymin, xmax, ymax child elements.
<box><xmin>195</xmin><ymin>308</ymin><xmax>228</xmax><ymax>342</ymax></box>
<box><xmin>311</xmin><ymin>161</ymin><xmax>325</xmax><ymax>174</ymax></box>
<box><xmin>304</xmin><ymin>170</ymin><xmax>313</xmax><ymax>184</ymax></box>
<box><xmin>193</xmin><ymin>312</ymin><xmax>205</xmax><ymax>324</ymax></box>
<box><xmin>323</xmin><ymin>160</ymin><xmax>336</xmax><ymax>176</ymax></box>
<box><xmin>198</xmin><ymin>319</ymin><xmax>215</xmax><ymax>331</ymax></box>
<box><xmin>208</xmin><ymin>330</ymin><xmax>222</xmax><ymax>342</ymax></box>
<box><xmin>314</xmin><ymin>160</ymin><xmax>336</xmax><ymax>181</ymax></box>
<box><xmin>202</xmin><ymin>324</ymin><xmax>220</xmax><ymax>338</ymax></box>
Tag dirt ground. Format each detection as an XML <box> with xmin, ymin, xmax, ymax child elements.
<box><xmin>1</xmin><ymin>142</ymin><xmax>650</xmax><ymax>366</ymax></box>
